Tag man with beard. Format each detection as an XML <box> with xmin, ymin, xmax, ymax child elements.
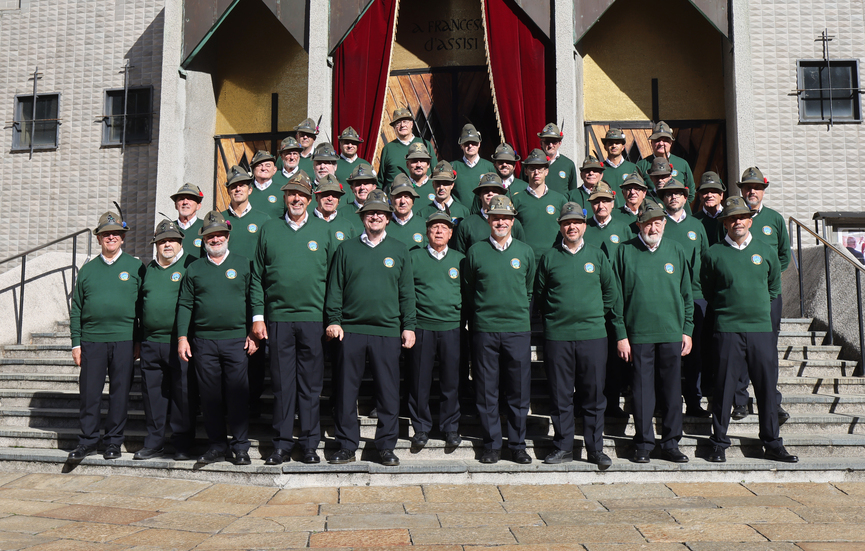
<box><xmin>176</xmin><ymin>211</ymin><xmax>260</xmax><ymax>465</ymax></box>
<box><xmin>378</xmin><ymin>108</ymin><xmax>436</xmax><ymax>190</ymax></box>
<box><xmin>172</xmin><ymin>183</ymin><xmax>205</xmax><ymax>256</ymax></box>
<box><xmin>613</xmin><ymin>198</ymin><xmax>693</xmax><ymax>464</ymax></box>
<box><xmin>703</xmin><ymin>196</ymin><xmax>796</xmax><ymax>463</ymax></box>
<box><xmin>387</xmin><ymin>174</ymin><xmax>427</xmax><ymax>250</ymax></box>
<box><xmin>463</xmin><ymin>195</ymin><xmax>535</xmax><ymax>464</ymax></box>
<box><xmin>251</xmin><ymin>173</ymin><xmax>335</xmax><ymax>465</ymax></box>
<box><xmin>335</xmin><ymin>126</ymin><xmax>373</xmax><ymax>184</ymax></box>
<box><xmin>249</xmin><ymin>150</ymin><xmax>283</xmax><ymax>219</ymax></box>
<box><xmin>313</xmin><ymin>173</ymin><xmax>356</xmax><ymax>243</ymax></box>
<box><xmin>694</xmin><ymin>171</ymin><xmax>726</xmax><ymax>246</ymax></box>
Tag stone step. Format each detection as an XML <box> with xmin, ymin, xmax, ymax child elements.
<box><xmin>777</xmin><ymin>331</ymin><xmax>828</xmax><ymax>347</ymax></box>
<box><xmin>4</xmin><ymin>344</ymin><xmax>74</xmax><ymax>358</ymax></box>
<box><xmin>30</xmin><ymin>332</ymin><xmax>71</xmax><ymax>345</ymax></box>
<box><xmin>779</xmin><ymin>359</ymin><xmax>859</xmax><ymax>378</ymax></box>
<box><xmin>778</xmin><ymin>345</ymin><xmax>842</xmax><ymax>360</ymax></box>
<box><xmin>779</xmin><ymin>318</ymin><xmax>814</xmax><ymax>332</ymax></box>
<box><xmin>0</xmin><ymin>374</ymin><xmax>143</xmax><ymax>392</ymax></box>
<box><xmin>773</xmin><ymin>376</ymin><xmax>865</xmax><ymax>394</ymax></box>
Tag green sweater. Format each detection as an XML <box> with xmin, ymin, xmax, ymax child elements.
<box><xmin>452</xmin><ymin>158</ymin><xmax>497</xmax><ymax>205</ymax></box>
<box><xmin>298</xmin><ymin>156</ymin><xmax>314</xmax><ymax>180</ymax></box>
<box><xmin>612</xmin><ymin>237</ymin><xmax>694</xmax><ymax>344</ymax></box>
<box><xmin>411</xmin><ymin>246</ymin><xmax>465</xmax><ymax>331</ymax></box>
<box><xmin>545</xmin><ymin>154</ymin><xmax>579</xmax><ymax>195</ymax></box>
<box><xmin>220</xmin><ymin>207</ymin><xmax>271</xmax><ymax>264</ymax></box>
<box><xmin>602</xmin><ymin>159</ymin><xmax>638</xmax><ymax>195</ymax></box>
<box><xmin>469</xmin><ymin>177</ymin><xmax>529</xmax><ymax>214</ymax></box>
<box><xmin>249</xmin><ymin>183</ymin><xmax>285</xmax><ymax>220</ymax></box>
<box><xmin>325</xmin><ymin>236</ymin><xmax>417</xmax><ymax>337</ymax></box>
<box><xmin>70</xmin><ymin>253</ymin><xmax>145</xmax><ymax>346</ymax></box>
<box><xmin>750</xmin><ymin>205</ymin><xmax>791</xmax><ymax>271</ymax></box>
<box><xmin>453</xmin><ymin>213</ymin><xmax>526</xmax><ymax>254</ymax></box>
<box><xmin>464</xmin><ymin>238</ymin><xmax>536</xmax><ymax>333</ymax></box>
<box><xmin>335</xmin><ymin>157</ymin><xmax>373</xmax><ymax>193</ymax></box>
<box><xmin>176</xmin><ymin>252</ymin><xmax>256</xmax><ymax>340</ymax></box>
<box><xmin>535</xmin><ymin>242</ymin><xmax>621</xmax><ymax>341</ymax></box>
<box><xmin>694</xmin><ymin>209</ymin><xmax>725</xmax><ymax>246</ymax></box>
<box><xmin>387</xmin><ymin>213</ymin><xmax>428</xmax><ymax>250</ymax></box>
<box><xmin>662</xmin><ymin>213</ymin><xmax>709</xmax><ymax>300</ymax></box>
<box><xmin>314</xmin><ymin>209</ymin><xmax>357</xmax><ymax>244</ymax></box>
<box><xmin>512</xmin><ymin>186</ymin><xmax>568</xmax><ymax>260</ymax></box>
<box><xmin>702</xmin><ymin>237</ymin><xmax>781</xmax><ymax>332</ymax></box>
<box><xmin>417</xmin><ymin>198</ymin><xmax>471</xmax><ymax>224</ymax></box>
<box><xmin>178</xmin><ymin>218</ymin><xmax>204</xmax><ymax>258</ymax></box>
<box><xmin>251</xmin><ymin>216</ymin><xmax>334</xmax><ymax>322</ymax></box>
<box><xmin>377</xmin><ymin>137</ymin><xmax>436</xmax><ymax>191</ymax></box>
<box><xmin>140</xmin><ymin>253</ymin><xmax>198</xmax><ymax>343</ymax></box>
<box><xmin>583</xmin><ymin>215</ymin><xmax>635</xmax><ymax>259</ymax></box>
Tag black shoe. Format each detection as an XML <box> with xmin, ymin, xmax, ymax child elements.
<box><xmin>379</xmin><ymin>449</ymin><xmax>399</xmax><ymax>466</ymax></box>
<box><xmin>174</xmin><ymin>451</ymin><xmax>193</xmax><ymax>461</ymax></box>
<box><xmin>368</xmin><ymin>408</ymin><xmax>378</xmax><ymax>419</ymax></box>
<box><xmin>661</xmin><ymin>447</ymin><xmax>689</xmax><ymax>463</ymax></box>
<box><xmin>686</xmin><ymin>406</ymin><xmax>712</xmax><ymax>418</ymax></box>
<box><xmin>587</xmin><ymin>451</ymin><xmax>612</xmax><ymax>467</ymax></box>
<box><xmin>480</xmin><ymin>449</ymin><xmax>500</xmax><ymax>464</ymax></box>
<box><xmin>411</xmin><ymin>431</ymin><xmax>430</xmax><ymax>448</ymax></box>
<box><xmin>544</xmin><ymin>449</ymin><xmax>573</xmax><ymax>464</ymax></box>
<box><xmin>103</xmin><ymin>444</ymin><xmax>122</xmax><ymax>460</ymax></box>
<box><xmin>265</xmin><ymin>449</ymin><xmax>291</xmax><ymax>465</ymax></box>
<box><xmin>302</xmin><ymin>448</ymin><xmax>320</xmax><ymax>464</ymax></box>
<box><xmin>606</xmin><ymin>406</ymin><xmax>629</xmax><ymax>419</ymax></box>
<box><xmin>633</xmin><ymin>449</ymin><xmax>651</xmax><ymax>463</ymax></box>
<box><xmin>732</xmin><ymin>405</ymin><xmax>749</xmax><ymax>420</ymax></box>
<box><xmin>708</xmin><ymin>445</ymin><xmax>726</xmax><ymax>463</ymax></box>
<box><xmin>512</xmin><ymin>449</ymin><xmax>532</xmax><ymax>464</ymax></box>
<box><xmin>133</xmin><ymin>447</ymin><xmax>164</xmax><ymax>460</ymax></box>
<box><xmin>444</xmin><ymin>431</ymin><xmax>462</xmax><ymax>446</ymax></box>
<box><xmin>233</xmin><ymin>451</ymin><xmax>251</xmax><ymax>465</ymax></box>
<box><xmin>764</xmin><ymin>445</ymin><xmax>798</xmax><ymax>463</ymax></box>
<box><xmin>68</xmin><ymin>445</ymin><xmax>97</xmax><ymax>461</ymax></box>
<box><xmin>328</xmin><ymin>448</ymin><xmax>356</xmax><ymax>464</ymax></box>
<box><xmin>777</xmin><ymin>406</ymin><xmax>791</xmax><ymax>422</ymax></box>
<box><xmin>197</xmin><ymin>449</ymin><xmax>226</xmax><ymax>464</ymax></box>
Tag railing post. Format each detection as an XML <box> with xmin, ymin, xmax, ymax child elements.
<box><xmin>824</xmin><ymin>244</ymin><xmax>834</xmax><ymax>345</ymax></box>
<box><xmin>857</xmin><ymin>270</ymin><xmax>864</xmax><ymax>376</ymax></box>
<box><xmin>70</xmin><ymin>234</ymin><xmax>78</xmax><ymax>314</ymax></box>
<box><xmin>17</xmin><ymin>256</ymin><xmax>26</xmax><ymax>345</ymax></box>
<box><xmin>797</xmin><ymin>225</ymin><xmax>804</xmax><ymax>317</ymax></box>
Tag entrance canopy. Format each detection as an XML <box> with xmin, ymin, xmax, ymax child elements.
<box><xmin>575</xmin><ymin>0</ymin><xmax>729</xmax><ymax>43</ymax></box>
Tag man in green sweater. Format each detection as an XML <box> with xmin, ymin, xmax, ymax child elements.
<box><xmin>452</xmin><ymin>123</ymin><xmax>496</xmax><ymax>205</ymax></box>
<box><xmin>407</xmin><ymin>212</ymin><xmax>465</xmax><ymax>449</ymax></box>
<box><xmin>636</xmin><ymin>121</ymin><xmax>695</xmax><ymax>198</ymax></box>
<box><xmin>512</xmin><ymin>148</ymin><xmax>568</xmax><ymax>263</ymax></box>
<box><xmin>172</xmin><ymin>183</ymin><xmax>205</xmax><ymax>256</ymax></box>
<box><xmin>613</xmin><ymin>198</ymin><xmax>693</xmax><ymax>464</ymax></box>
<box><xmin>619</xmin><ymin>172</ymin><xmax>648</xmax><ymax>220</ymax></box>
<box><xmin>702</xmin><ymin>196</ymin><xmax>796</xmax><ymax>463</ymax></box>
<box><xmin>136</xmin><ymin>219</ymin><xmax>198</xmax><ymax>461</ymax></box>
<box><xmin>417</xmin><ymin>161</ymin><xmax>471</xmax><ymax>234</ymax></box>
<box><xmin>535</xmin><ymin>122</ymin><xmax>578</xmax><ymax>195</ymax></box>
<box><xmin>463</xmin><ymin>195</ymin><xmax>536</xmax><ymax>464</ymax></box>
<box><xmin>601</xmin><ymin>127</ymin><xmax>637</xmax><ymax>195</ymax></box>
<box><xmin>250</xmin><ymin>174</ymin><xmax>335</xmax><ymax>466</ymax></box>
<box><xmin>311</xmin><ymin>143</ymin><xmax>339</xmax><ymax>186</ymax></box>
<box><xmin>569</xmin><ymin>155</ymin><xmax>608</xmax><ymax>211</ymax></box>
<box><xmin>69</xmin><ymin>209</ymin><xmax>145</xmax><ymax>461</ymax></box>
<box><xmin>335</xmin><ymin>126</ymin><xmax>373</xmax><ymax>185</ymax></box>
<box><xmin>325</xmin><ymin>189</ymin><xmax>416</xmax><ymax>466</ymax></box>
<box><xmin>293</xmin><ymin>117</ymin><xmax>318</xmax><ymax>176</ymax></box>
<box><xmin>249</xmin><ymin>150</ymin><xmax>284</xmax><ymax>220</ymax></box>
<box><xmin>405</xmin><ymin>142</ymin><xmax>434</xmax><ymax>204</ymax></box>
<box><xmin>658</xmin><ymin>180</ymin><xmax>712</xmax><ymax>418</ymax></box>
<box><xmin>341</xmin><ymin>163</ymin><xmax>378</xmax><ymax>233</ymax></box>
<box><xmin>454</xmin><ymin>173</ymin><xmax>527</xmax><ymax>254</ymax></box>
<box><xmin>535</xmin><ymin>202</ymin><xmax>621</xmax><ymax>467</ymax></box>
<box><xmin>388</xmin><ymin>175</ymin><xmax>428</xmax><ymax>250</ymax></box>
<box><xmin>313</xmin><ymin>174</ymin><xmax>356</xmax><ymax>243</ymax></box>
<box><xmin>272</xmin><ymin>137</ymin><xmax>302</xmax><ymax>190</ymax></box>
<box><xmin>464</xmin><ymin>142</ymin><xmax>528</xmax><ymax>215</ymax></box>
<box><xmin>694</xmin><ymin>171</ymin><xmax>726</xmax><ymax>246</ymax></box>
<box><xmin>177</xmin><ymin>211</ymin><xmax>260</xmax><ymax>465</ymax></box>
<box><xmin>377</xmin><ymin>108</ymin><xmax>436</xmax><ymax>191</ymax></box>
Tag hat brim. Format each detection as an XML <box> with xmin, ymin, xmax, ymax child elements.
<box><xmin>736</xmin><ymin>180</ymin><xmax>768</xmax><ymax>188</ymax></box>
<box><xmin>390</xmin><ymin>189</ymin><xmax>420</xmax><ymax>199</ymax></box>
<box><xmin>339</xmin><ymin>136</ymin><xmax>363</xmax><ymax>143</ymax></box>
<box><xmin>698</xmin><ymin>183</ymin><xmax>726</xmax><ymax>192</ymax></box>
<box><xmin>486</xmin><ymin>209</ymin><xmax>516</xmax><ymax>217</ymax></box>
<box><xmin>250</xmin><ymin>157</ymin><xmax>276</xmax><ymax>167</ymax></box>
<box><xmin>718</xmin><ymin>208</ymin><xmax>755</xmax><ymax>221</ymax></box>
<box><xmin>426</xmin><ymin>217</ymin><xmax>455</xmax><ymax>228</ymax></box>
<box><xmin>580</xmin><ymin>165</ymin><xmax>605</xmax><ymax>171</ymax></box>
<box><xmin>151</xmin><ymin>232</ymin><xmax>184</xmax><ymax>244</ymax></box>
<box><xmin>473</xmin><ymin>185</ymin><xmax>505</xmax><ymax>195</ymax></box>
<box><xmin>313</xmin><ymin>156</ymin><xmax>339</xmax><ymax>162</ymax></box>
<box><xmin>405</xmin><ymin>154</ymin><xmax>432</xmax><ymax>161</ymax></box>
<box><xmin>199</xmin><ymin>225</ymin><xmax>231</xmax><ymax>236</ymax></box>
<box><xmin>280</xmin><ymin>183</ymin><xmax>313</xmax><ymax>195</ymax></box>
<box><xmin>558</xmin><ymin>214</ymin><xmax>586</xmax><ymax>223</ymax></box>
<box><xmin>94</xmin><ymin>224</ymin><xmax>129</xmax><ymax>236</ymax></box>
<box><xmin>492</xmin><ymin>154</ymin><xmax>520</xmax><ymax>162</ymax></box>
<box><xmin>170</xmin><ymin>192</ymin><xmax>203</xmax><ymax>202</ymax></box>
<box><xmin>356</xmin><ymin>204</ymin><xmax>393</xmax><ymax>214</ymax></box>
<box><xmin>589</xmin><ymin>193</ymin><xmax>615</xmax><ymax>201</ymax></box>
<box><xmin>538</xmin><ymin>133</ymin><xmax>562</xmax><ymax>139</ymax></box>
<box><xmin>649</xmin><ymin>132</ymin><xmax>675</xmax><ymax>141</ymax></box>
<box><xmin>315</xmin><ymin>187</ymin><xmax>345</xmax><ymax>196</ymax></box>
<box><xmin>391</xmin><ymin>116</ymin><xmax>413</xmax><ymax>125</ymax></box>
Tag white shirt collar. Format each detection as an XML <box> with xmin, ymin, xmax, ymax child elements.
<box><xmin>594</xmin><ymin>215</ymin><xmax>611</xmax><ymax>228</ymax></box>
<box><xmin>623</xmin><ymin>204</ymin><xmax>640</xmax><ymax>216</ymax></box>
<box><xmin>282</xmin><ymin>166</ymin><xmax>299</xmax><ymax>179</ymax></box>
<box><xmin>548</xmin><ymin>152</ymin><xmax>560</xmax><ymax>164</ymax></box>
<box><xmin>638</xmin><ymin>234</ymin><xmax>661</xmax><ymax>252</ymax></box>
<box><xmin>427</xmin><ymin>245</ymin><xmax>448</xmax><ymax>260</ymax></box>
<box><xmin>581</xmin><ymin>184</ymin><xmax>594</xmax><ymax>196</ymax></box>
<box><xmin>285</xmin><ymin>211</ymin><xmax>308</xmax><ymax>231</ymax></box>
<box><xmin>463</xmin><ymin>155</ymin><xmax>479</xmax><ymax>168</ymax></box>
<box><xmin>157</xmin><ymin>248</ymin><xmax>184</xmax><ymax>268</ymax></box>
<box><xmin>667</xmin><ymin>210</ymin><xmax>687</xmax><ymax>223</ymax></box>
<box><xmin>433</xmin><ymin>197</ymin><xmax>454</xmax><ymax>210</ymax></box>
<box><xmin>563</xmin><ymin>240</ymin><xmax>585</xmax><ymax>255</ymax></box>
<box><xmin>526</xmin><ymin>184</ymin><xmax>547</xmax><ymax>198</ymax></box>
<box><xmin>228</xmin><ymin>203</ymin><xmax>252</xmax><ymax>217</ymax></box>
<box><xmin>340</xmin><ymin>153</ymin><xmax>357</xmax><ymax>163</ymax></box>
<box><xmin>752</xmin><ymin>203</ymin><xmax>764</xmax><ymax>214</ymax></box>
<box><xmin>702</xmin><ymin>206</ymin><xmax>721</xmax><ymax>219</ymax></box>
<box><xmin>604</xmin><ymin>157</ymin><xmax>624</xmax><ymax>168</ymax></box>
<box><xmin>501</xmin><ymin>174</ymin><xmax>515</xmax><ymax>188</ymax></box>
<box><xmin>489</xmin><ymin>235</ymin><xmax>513</xmax><ymax>251</ymax></box>
<box><xmin>254</xmin><ymin>179</ymin><xmax>273</xmax><ymax>192</ymax></box>
<box><xmin>177</xmin><ymin>216</ymin><xmax>198</xmax><ymax>230</ymax></box>
<box><xmin>725</xmin><ymin>232</ymin><xmax>753</xmax><ymax>250</ymax></box>
<box><xmin>392</xmin><ymin>211</ymin><xmax>413</xmax><ymax>225</ymax></box>
<box><xmin>480</xmin><ymin>209</ymin><xmax>489</xmax><ymax>220</ymax></box>
<box><xmin>101</xmin><ymin>250</ymin><xmax>123</xmax><ymax>265</ymax></box>
<box><xmin>397</xmin><ymin>136</ymin><xmax>414</xmax><ymax>146</ymax></box>
<box><xmin>206</xmin><ymin>250</ymin><xmax>230</xmax><ymax>265</ymax></box>
<box><xmin>410</xmin><ymin>176</ymin><xmax>429</xmax><ymax>187</ymax></box>
<box><xmin>361</xmin><ymin>231</ymin><xmax>386</xmax><ymax>248</ymax></box>
<box><xmin>314</xmin><ymin>208</ymin><xmax>337</xmax><ymax>222</ymax></box>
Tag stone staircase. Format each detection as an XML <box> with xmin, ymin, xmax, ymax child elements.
<box><xmin>0</xmin><ymin>318</ymin><xmax>863</xmax><ymax>486</ymax></box>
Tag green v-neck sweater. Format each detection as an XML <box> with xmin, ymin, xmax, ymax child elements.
<box><xmin>410</xmin><ymin>247</ymin><xmax>465</xmax><ymax>331</ymax></box>
<box><xmin>662</xmin><ymin>214</ymin><xmax>709</xmax><ymax>300</ymax></box>
<box><xmin>140</xmin><ymin>253</ymin><xmax>198</xmax><ymax>343</ymax></box>
<box><xmin>463</xmin><ymin>239</ymin><xmax>536</xmax><ymax>333</ymax></box>
<box><xmin>583</xmin><ymin>215</ymin><xmax>636</xmax><ymax>259</ymax></box>
<box><xmin>71</xmin><ymin>253</ymin><xmax>145</xmax><ymax>346</ymax></box>
<box><xmin>511</xmin><ymin>186</ymin><xmax>568</xmax><ymax>261</ymax></box>
<box><xmin>452</xmin><ymin>158</ymin><xmax>497</xmax><ymax>205</ymax></box>
<box><xmin>220</xmin><ymin>208</ymin><xmax>271</xmax><ymax>264</ymax></box>
<box><xmin>453</xmin><ymin>213</ymin><xmax>526</xmax><ymax>254</ymax></box>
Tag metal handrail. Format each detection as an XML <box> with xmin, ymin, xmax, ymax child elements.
<box><xmin>789</xmin><ymin>217</ymin><xmax>865</xmax><ymax>373</ymax></box>
<box><xmin>0</xmin><ymin>229</ymin><xmax>92</xmax><ymax>344</ymax></box>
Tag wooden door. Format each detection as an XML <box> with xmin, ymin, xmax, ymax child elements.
<box><xmin>213</xmin><ymin>135</ymin><xmax>284</xmax><ymax>212</ymax></box>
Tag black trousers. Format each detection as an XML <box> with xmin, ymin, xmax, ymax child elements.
<box><xmin>683</xmin><ymin>299</ymin><xmax>708</xmax><ymax>410</ymax></box>
<box><xmin>268</xmin><ymin>321</ymin><xmax>324</xmax><ymax>451</ymax></box>
<box><xmin>544</xmin><ymin>338</ymin><xmax>607</xmax><ymax>453</ymax></box>
<box><xmin>248</xmin><ymin>342</ymin><xmax>267</xmax><ymax>412</ymax></box>
<box><xmin>631</xmin><ymin>341</ymin><xmax>683</xmax><ymax>451</ymax></box>
<box><xmin>604</xmin><ymin>320</ymin><xmax>629</xmax><ymax>411</ymax></box>
<box><xmin>334</xmin><ymin>332</ymin><xmax>401</xmax><ymax>451</ymax></box>
<box><xmin>473</xmin><ymin>331</ymin><xmax>531</xmax><ymax>450</ymax></box>
<box><xmin>78</xmin><ymin>341</ymin><xmax>134</xmax><ymax>447</ymax></box>
<box><xmin>191</xmin><ymin>337</ymin><xmax>250</xmax><ymax>453</ymax></box>
<box><xmin>139</xmin><ymin>341</ymin><xmax>196</xmax><ymax>452</ymax></box>
<box><xmin>734</xmin><ymin>295</ymin><xmax>782</xmax><ymax>407</ymax></box>
<box><xmin>711</xmin><ymin>331</ymin><xmax>783</xmax><ymax>449</ymax></box>
<box><xmin>407</xmin><ymin>328</ymin><xmax>461</xmax><ymax>434</ymax></box>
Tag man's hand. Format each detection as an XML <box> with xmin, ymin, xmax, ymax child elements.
<box><xmin>326</xmin><ymin>325</ymin><xmax>344</xmax><ymax>341</ymax></box>
<box><xmin>72</xmin><ymin>347</ymin><xmax>82</xmax><ymax>367</ymax></box>
<box><xmin>245</xmin><ymin>334</ymin><xmax>259</xmax><ymax>356</ymax></box>
<box><xmin>681</xmin><ymin>334</ymin><xmax>693</xmax><ymax>356</ymax></box>
<box><xmin>178</xmin><ymin>338</ymin><xmax>192</xmax><ymax>361</ymax></box>
<box><xmin>252</xmin><ymin>320</ymin><xmax>268</xmax><ymax>341</ymax></box>
<box><xmin>617</xmin><ymin>338</ymin><xmax>631</xmax><ymax>362</ymax></box>
<box><xmin>133</xmin><ymin>342</ymin><xmax>141</xmax><ymax>361</ymax></box>
<box><xmin>401</xmin><ymin>330</ymin><xmax>416</xmax><ymax>349</ymax></box>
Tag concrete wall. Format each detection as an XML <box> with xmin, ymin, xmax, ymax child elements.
<box><xmin>0</xmin><ymin>0</ymin><xmax>165</xmax><ymax>260</ymax></box>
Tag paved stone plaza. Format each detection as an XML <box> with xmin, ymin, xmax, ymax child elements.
<box><xmin>0</xmin><ymin>474</ymin><xmax>861</xmax><ymax>549</ymax></box>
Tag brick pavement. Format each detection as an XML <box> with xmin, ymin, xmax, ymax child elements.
<box><xmin>0</xmin><ymin>473</ymin><xmax>863</xmax><ymax>549</ymax></box>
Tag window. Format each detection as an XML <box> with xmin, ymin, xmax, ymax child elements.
<box><xmin>12</xmin><ymin>94</ymin><xmax>59</xmax><ymax>151</ymax></box>
<box><xmin>797</xmin><ymin>60</ymin><xmax>861</xmax><ymax>123</ymax></box>
<box><xmin>102</xmin><ymin>87</ymin><xmax>152</xmax><ymax>146</ymax></box>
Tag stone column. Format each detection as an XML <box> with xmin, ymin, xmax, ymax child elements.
<box><xmin>306</xmin><ymin>0</ymin><xmax>333</xmax><ymax>138</ymax></box>
<box><xmin>554</xmin><ymin>0</ymin><xmax>583</xmax><ymax>161</ymax></box>
<box><xmin>724</xmin><ymin>0</ymin><xmax>755</xmax><ymax>184</ymax></box>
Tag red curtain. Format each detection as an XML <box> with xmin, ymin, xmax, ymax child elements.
<box><xmin>332</xmin><ymin>0</ymin><xmax>398</xmax><ymax>161</ymax></box>
<box><xmin>484</xmin><ymin>0</ymin><xmax>547</xmax><ymax>163</ymax></box>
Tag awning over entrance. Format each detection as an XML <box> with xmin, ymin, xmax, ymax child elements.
<box><xmin>574</xmin><ymin>0</ymin><xmax>728</xmax><ymax>43</ymax></box>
